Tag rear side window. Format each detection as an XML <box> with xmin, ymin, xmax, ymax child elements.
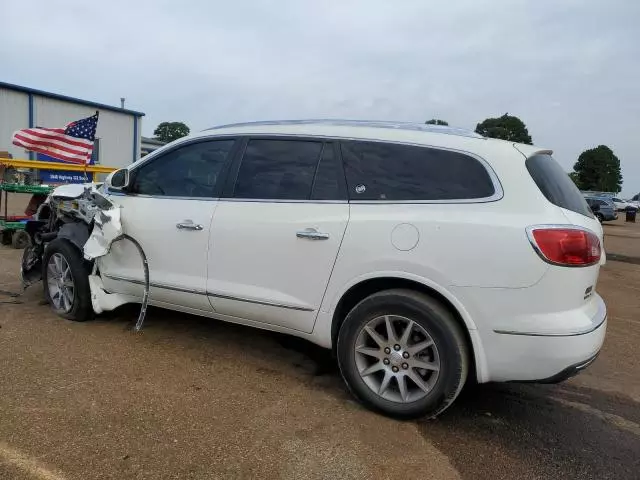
<box><xmin>233</xmin><ymin>139</ymin><xmax>323</xmax><ymax>200</ymax></box>
<box><xmin>340</xmin><ymin>141</ymin><xmax>495</xmax><ymax>201</ymax></box>
<box><xmin>526</xmin><ymin>154</ymin><xmax>593</xmax><ymax>218</ymax></box>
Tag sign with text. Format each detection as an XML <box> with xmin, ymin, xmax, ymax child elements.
<box><xmin>37</xmin><ymin>153</ymin><xmax>93</xmax><ymax>184</ymax></box>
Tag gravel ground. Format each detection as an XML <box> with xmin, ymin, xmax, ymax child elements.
<box><xmin>0</xmin><ymin>245</ymin><xmax>638</xmax><ymax>479</ymax></box>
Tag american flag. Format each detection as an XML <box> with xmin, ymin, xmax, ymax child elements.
<box><xmin>12</xmin><ymin>112</ymin><xmax>99</xmax><ymax>164</ymax></box>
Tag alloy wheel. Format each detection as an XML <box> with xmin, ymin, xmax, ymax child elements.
<box><xmin>47</xmin><ymin>253</ymin><xmax>75</xmax><ymax>313</ymax></box>
<box><xmin>354</xmin><ymin>315</ymin><xmax>440</xmax><ymax>403</ymax></box>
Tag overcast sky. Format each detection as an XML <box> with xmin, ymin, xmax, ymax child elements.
<box><xmin>2</xmin><ymin>0</ymin><xmax>639</xmax><ymax>195</ymax></box>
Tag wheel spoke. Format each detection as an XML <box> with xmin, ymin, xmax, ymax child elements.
<box><xmin>62</xmin><ymin>288</ymin><xmax>73</xmax><ymax>310</ymax></box>
<box><xmin>47</xmin><ymin>263</ymin><xmax>58</xmax><ymax>279</ymax></box>
<box><xmin>54</xmin><ymin>255</ymin><xmax>63</xmax><ymax>274</ymax></box>
<box><xmin>52</xmin><ymin>290</ymin><xmax>63</xmax><ymax>309</ymax></box>
<box><xmin>407</xmin><ymin>339</ymin><xmax>434</xmax><ymax>356</ymax></box>
<box><xmin>378</xmin><ymin>370</ymin><xmax>393</xmax><ymax>395</ymax></box>
<box><xmin>384</xmin><ymin>316</ymin><xmax>397</xmax><ymax>343</ymax></box>
<box><xmin>364</xmin><ymin>326</ymin><xmax>386</xmax><ymax>348</ymax></box>
<box><xmin>412</xmin><ymin>358</ymin><xmax>440</xmax><ymax>371</ymax></box>
<box><xmin>61</xmin><ymin>290</ymin><xmax>70</xmax><ymax>311</ymax></box>
<box><xmin>355</xmin><ymin>346</ymin><xmax>382</xmax><ymax>359</ymax></box>
<box><xmin>407</xmin><ymin>370</ymin><xmax>431</xmax><ymax>393</ymax></box>
<box><xmin>397</xmin><ymin>375</ymin><xmax>409</xmax><ymax>401</ymax></box>
<box><xmin>360</xmin><ymin>361</ymin><xmax>384</xmax><ymax>377</ymax></box>
<box><xmin>399</xmin><ymin>320</ymin><xmax>414</xmax><ymax>346</ymax></box>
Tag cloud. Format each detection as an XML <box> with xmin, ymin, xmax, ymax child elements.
<box><xmin>2</xmin><ymin>0</ymin><xmax>639</xmax><ymax>194</ymax></box>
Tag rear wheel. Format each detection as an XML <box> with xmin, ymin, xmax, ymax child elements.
<box><xmin>42</xmin><ymin>238</ymin><xmax>92</xmax><ymax>321</ymax></box>
<box><xmin>337</xmin><ymin>289</ymin><xmax>469</xmax><ymax>419</ymax></box>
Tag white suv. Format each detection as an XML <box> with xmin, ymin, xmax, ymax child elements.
<box><xmin>35</xmin><ymin>120</ymin><xmax>607</xmax><ymax>419</ymax></box>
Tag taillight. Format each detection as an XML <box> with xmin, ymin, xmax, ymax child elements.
<box><xmin>527</xmin><ymin>226</ymin><xmax>601</xmax><ymax>267</ymax></box>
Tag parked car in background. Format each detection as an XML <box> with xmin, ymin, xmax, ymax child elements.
<box><xmin>585</xmin><ymin>197</ymin><xmax>618</xmax><ymax>222</ymax></box>
<box><xmin>610</xmin><ymin>197</ymin><xmax>637</xmax><ymax>211</ymax></box>
<box><xmin>24</xmin><ymin>120</ymin><xmax>607</xmax><ymax>419</ymax></box>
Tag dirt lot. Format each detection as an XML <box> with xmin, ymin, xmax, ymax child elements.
<box><xmin>0</xmin><ymin>219</ymin><xmax>639</xmax><ymax>479</ymax></box>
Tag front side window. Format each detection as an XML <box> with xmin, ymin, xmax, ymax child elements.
<box><xmin>130</xmin><ymin>140</ymin><xmax>235</xmax><ymax>197</ymax></box>
<box><xmin>233</xmin><ymin>139</ymin><xmax>323</xmax><ymax>200</ymax></box>
<box><xmin>340</xmin><ymin>141</ymin><xmax>496</xmax><ymax>201</ymax></box>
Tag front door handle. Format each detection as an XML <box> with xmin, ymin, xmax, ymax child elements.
<box><xmin>176</xmin><ymin>220</ymin><xmax>204</xmax><ymax>231</ymax></box>
<box><xmin>296</xmin><ymin>228</ymin><xmax>329</xmax><ymax>240</ymax></box>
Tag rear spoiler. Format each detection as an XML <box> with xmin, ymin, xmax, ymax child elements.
<box><xmin>513</xmin><ymin>144</ymin><xmax>553</xmax><ymax>158</ymax></box>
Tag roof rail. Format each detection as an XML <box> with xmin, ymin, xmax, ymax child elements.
<box><xmin>205</xmin><ymin>119</ymin><xmax>484</xmax><ymax>139</ymax></box>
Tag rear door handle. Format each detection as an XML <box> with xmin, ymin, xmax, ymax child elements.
<box><xmin>176</xmin><ymin>220</ymin><xmax>204</xmax><ymax>231</ymax></box>
<box><xmin>296</xmin><ymin>228</ymin><xmax>329</xmax><ymax>240</ymax></box>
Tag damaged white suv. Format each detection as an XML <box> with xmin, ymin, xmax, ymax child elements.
<box><xmin>22</xmin><ymin>120</ymin><xmax>607</xmax><ymax>419</ymax></box>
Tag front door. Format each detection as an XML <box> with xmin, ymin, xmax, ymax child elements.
<box><xmin>100</xmin><ymin>138</ymin><xmax>238</xmax><ymax>312</ymax></box>
<box><xmin>207</xmin><ymin>138</ymin><xmax>349</xmax><ymax>333</ymax></box>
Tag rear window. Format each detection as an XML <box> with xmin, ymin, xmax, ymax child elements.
<box><xmin>526</xmin><ymin>154</ymin><xmax>593</xmax><ymax>218</ymax></box>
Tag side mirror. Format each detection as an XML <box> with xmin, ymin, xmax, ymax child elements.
<box><xmin>106</xmin><ymin>168</ymin><xmax>130</xmax><ymax>191</ymax></box>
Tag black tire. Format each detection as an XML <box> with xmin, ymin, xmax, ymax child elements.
<box><xmin>11</xmin><ymin>230</ymin><xmax>30</xmax><ymax>249</ymax></box>
<box><xmin>42</xmin><ymin>238</ymin><xmax>93</xmax><ymax>322</ymax></box>
<box><xmin>596</xmin><ymin>213</ymin><xmax>604</xmax><ymax>223</ymax></box>
<box><xmin>1</xmin><ymin>231</ymin><xmax>11</xmax><ymax>246</ymax></box>
<box><xmin>337</xmin><ymin>289</ymin><xmax>469</xmax><ymax>419</ymax></box>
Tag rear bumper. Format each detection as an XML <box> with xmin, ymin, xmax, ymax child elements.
<box><xmin>513</xmin><ymin>352</ymin><xmax>599</xmax><ymax>384</ymax></box>
<box><xmin>477</xmin><ymin>299</ymin><xmax>607</xmax><ymax>383</ymax></box>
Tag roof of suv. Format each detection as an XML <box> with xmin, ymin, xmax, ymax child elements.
<box><xmin>192</xmin><ymin>119</ymin><xmax>549</xmax><ymax>160</ymax></box>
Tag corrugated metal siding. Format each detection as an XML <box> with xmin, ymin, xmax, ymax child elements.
<box><xmin>0</xmin><ymin>87</ymin><xmax>29</xmax><ymax>158</ymax></box>
<box><xmin>34</xmin><ymin>95</ymin><xmax>137</xmax><ymax>168</ymax></box>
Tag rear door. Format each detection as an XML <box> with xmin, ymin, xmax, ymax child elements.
<box><xmin>206</xmin><ymin>138</ymin><xmax>349</xmax><ymax>333</ymax></box>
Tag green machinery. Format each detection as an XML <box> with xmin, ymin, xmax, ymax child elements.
<box><xmin>0</xmin><ymin>183</ymin><xmax>53</xmax><ymax>249</ymax></box>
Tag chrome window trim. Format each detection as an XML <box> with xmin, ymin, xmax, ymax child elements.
<box><xmin>218</xmin><ymin>198</ymin><xmax>347</xmax><ymax>204</ymax></box>
<box><xmin>115</xmin><ymin>194</ymin><xmax>221</xmax><ymax>201</ymax></box>
<box><xmin>125</xmin><ymin>132</ymin><xmax>502</xmax><ymax>204</ymax></box>
<box><xmin>230</xmin><ymin>134</ymin><xmax>502</xmax><ymax>203</ymax></box>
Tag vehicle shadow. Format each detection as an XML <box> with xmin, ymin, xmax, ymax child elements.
<box><xmin>418</xmin><ymin>382</ymin><xmax>640</xmax><ymax>480</ymax></box>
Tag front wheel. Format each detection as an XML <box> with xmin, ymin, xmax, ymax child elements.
<box><xmin>595</xmin><ymin>213</ymin><xmax>604</xmax><ymax>223</ymax></box>
<box><xmin>337</xmin><ymin>289</ymin><xmax>469</xmax><ymax>419</ymax></box>
<box><xmin>42</xmin><ymin>238</ymin><xmax>93</xmax><ymax>321</ymax></box>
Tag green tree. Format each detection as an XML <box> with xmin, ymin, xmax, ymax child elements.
<box><xmin>475</xmin><ymin>114</ymin><xmax>532</xmax><ymax>144</ymax></box>
<box><xmin>568</xmin><ymin>171</ymin><xmax>582</xmax><ymax>188</ymax></box>
<box><xmin>425</xmin><ymin>119</ymin><xmax>448</xmax><ymax>126</ymax></box>
<box><xmin>154</xmin><ymin>122</ymin><xmax>190</xmax><ymax>143</ymax></box>
<box><xmin>572</xmin><ymin>145</ymin><xmax>622</xmax><ymax>192</ymax></box>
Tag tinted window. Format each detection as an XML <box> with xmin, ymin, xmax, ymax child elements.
<box><xmin>341</xmin><ymin>141</ymin><xmax>495</xmax><ymax>201</ymax></box>
<box><xmin>526</xmin><ymin>154</ymin><xmax>593</xmax><ymax>218</ymax></box>
<box><xmin>311</xmin><ymin>144</ymin><xmax>344</xmax><ymax>200</ymax></box>
<box><xmin>234</xmin><ymin>139</ymin><xmax>323</xmax><ymax>200</ymax></box>
<box><xmin>131</xmin><ymin>140</ymin><xmax>234</xmax><ymax>197</ymax></box>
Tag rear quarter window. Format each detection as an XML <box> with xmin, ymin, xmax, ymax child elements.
<box><xmin>341</xmin><ymin>141</ymin><xmax>496</xmax><ymax>201</ymax></box>
<box><xmin>526</xmin><ymin>154</ymin><xmax>593</xmax><ymax>218</ymax></box>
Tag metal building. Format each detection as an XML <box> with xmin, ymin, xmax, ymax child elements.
<box><xmin>0</xmin><ymin>81</ymin><xmax>145</xmax><ymax>169</ymax></box>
